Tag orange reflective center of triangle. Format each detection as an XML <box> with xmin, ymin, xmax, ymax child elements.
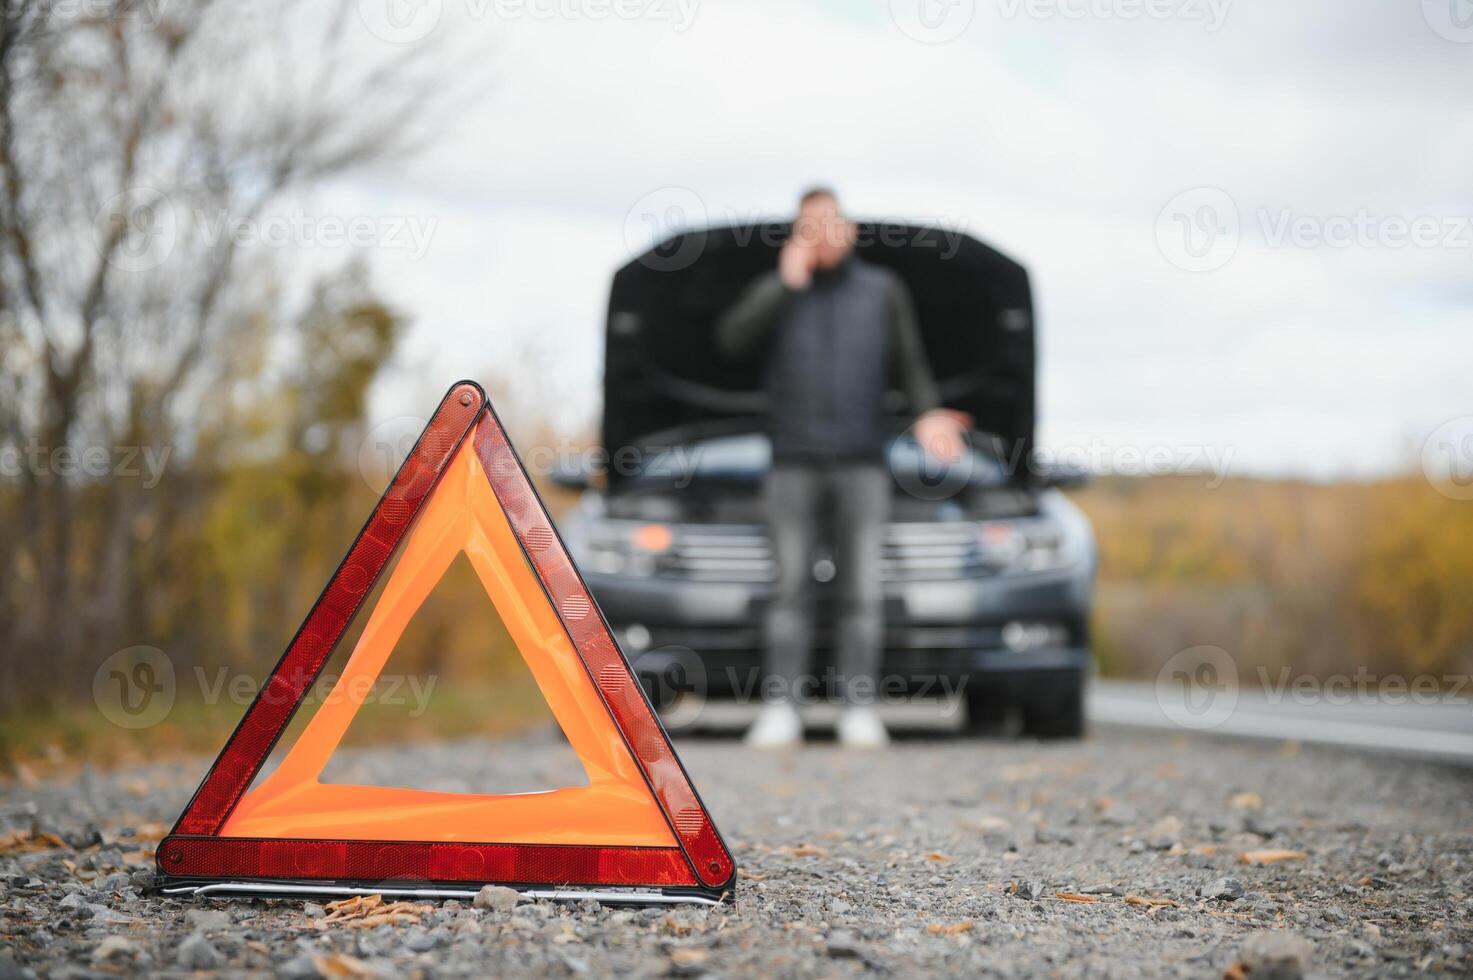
<box><xmin>221</xmin><ymin>441</ymin><xmax>676</xmax><ymax>847</ymax></box>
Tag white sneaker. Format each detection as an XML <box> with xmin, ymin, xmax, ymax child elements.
<box><xmin>745</xmin><ymin>701</ymin><xmax>804</xmax><ymax>749</ymax></box>
<box><xmin>837</xmin><ymin>706</ymin><xmax>890</xmax><ymax>749</ymax></box>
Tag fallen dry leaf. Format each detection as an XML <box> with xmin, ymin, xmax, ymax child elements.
<box><xmin>129</xmin><ymin>822</ymin><xmax>169</xmax><ymax>842</ymax></box>
<box><xmin>1188</xmin><ymin>844</ymin><xmax>1219</xmax><ymax>856</ymax></box>
<box><xmin>925</xmin><ymin>852</ymin><xmax>952</xmax><ymax>863</ymax></box>
<box><xmin>1239</xmin><ymin>849</ymin><xmax>1309</xmax><ymax>866</ymax></box>
<box><xmin>669</xmin><ymin>948</ymin><xmax>709</xmax><ymax>966</ymax></box>
<box><xmin>926</xmin><ymin>919</ymin><xmax>974</xmax><ymax>935</ymax></box>
<box><xmin>737</xmin><ymin>868</ymin><xmax>767</xmax><ymax>881</ymax></box>
<box><xmin>1223</xmin><ymin>960</ymin><xmax>1249</xmax><ymax>980</ymax></box>
<box><xmin>1228</xmin><ymin>791</ymin><xmax>1264</xmax><ymax>811</ymax></box>
<box><xmin>781</xmin><ymin>843</ymin><xmax>829</xmax><ymax>859</ymax></box>
<box><xmin>312</xmin><ymin>952</ymin><xmax>379</xmax><ymax>977</ymax></box>
<box><xmin>317</xmin><ymin>894</ymin><xmax>429</xmax><ymax>929</ymax></box>
<box><xmin>0</xmin><ymin>829</ymin><xmax>68</xmax><ymax>855</ymax></box>
<box><xmin>1124</xmin><ymin>895</ymin><xmax>1178</xmax><ymax>908</ymax></box>
<box><xmin>1053</xmin><ymin>893</ymin><xmax>1099</xmax><ymax>904</ymax></box>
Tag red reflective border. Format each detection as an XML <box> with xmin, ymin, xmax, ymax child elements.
<box><xmin>160</xmin><ymin>382</ymin><xmax>735</xmax><ymax>898</ymax></box>
<box><xmin>170</xmin><ymin>383</ymin><xmax>486</xmax><ymax>837</ymax></box>
<box><xmin>472</xmin><ymin>410</ymin><xmax>736</xmax><ymax>890</ymax></box>
<box><xmin>158</xmin><ymin>837</ymin><xmax>698</xmax><ymax>887</ymax></box>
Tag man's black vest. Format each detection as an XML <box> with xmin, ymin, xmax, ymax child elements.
<box><xmin>764</xmin><ymin>257</ymin><xmax>896</xmax><ymax>462</ymax></box>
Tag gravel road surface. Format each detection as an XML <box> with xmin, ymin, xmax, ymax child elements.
<box><xmin>2</xmin><ymin>727</ymin><xmax>1470</xmax><ymax>978</ymax></box>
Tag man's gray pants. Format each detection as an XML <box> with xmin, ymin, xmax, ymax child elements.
<box><xmin>763</xmin><ymin>461</ymin><xmax>890</xmax><ymax>705</ymax></box>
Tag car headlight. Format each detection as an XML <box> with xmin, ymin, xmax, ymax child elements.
<box><xmin>581</xmin><ymin>521</ymin><xmax>674</xmax><ymax>577</ymax></box>
<box><xmin>975</xmin><ymin>520</ymin><xmax>1077</xmax><ymax>573</ymax></box>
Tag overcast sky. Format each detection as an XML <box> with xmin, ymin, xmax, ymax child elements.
<box><xmin>302</xmin><ymin>0</ymin><xmax>1471</xmax><ymax>480</ymax></box>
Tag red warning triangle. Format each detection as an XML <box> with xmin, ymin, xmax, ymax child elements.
<box><xmin>158</xmin><ymin>381</ymin><xmax>736</xmax><ymax>904</ymax></box>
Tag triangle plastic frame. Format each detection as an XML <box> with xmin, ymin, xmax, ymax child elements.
<box><xmin>155</xmin><ymin>381</ymin><xmax>736</xmax><ymax>905</ymax></box>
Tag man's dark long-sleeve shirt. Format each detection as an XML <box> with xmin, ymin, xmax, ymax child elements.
<box><xmin>715</xmin><ymin>257</ymin><xmax>939</xmax><ymax>462</ymax></box>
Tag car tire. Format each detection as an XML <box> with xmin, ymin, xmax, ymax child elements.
<box><xmin>963</xmin><ymin>684</ymin><xmax>1014</xmax><ymax>737</ymax></box>
<box><xmin>1021</xmin><ymin>674</ymin><xmax>1086</xmax><ymax>740</ymax></box>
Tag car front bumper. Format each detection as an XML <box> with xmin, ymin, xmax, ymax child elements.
<box><xmin>582</xmin><ymin>566</ymin><xmax>1093</xmax><ymax>698</ymax></box>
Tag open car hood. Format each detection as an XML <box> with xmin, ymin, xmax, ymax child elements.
<box><xmin>603</xmin><ymin>221</ymin><xmax>1035</xmax><ymax>484</ymax></box>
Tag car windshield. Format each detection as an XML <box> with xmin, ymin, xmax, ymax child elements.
<box><xmin>622</xmin><ymin>432</ymin><xmax>1010</xmax><ymax>488</ymax></box>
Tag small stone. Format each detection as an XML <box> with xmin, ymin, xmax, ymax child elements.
<box><xmin>65</xmin><ymin>826</ymin><xmax>103</xmax><ymax>850</ymax></box>
<box><xmin>514</xmin><ymin>901</ymin><xmax>552</xmax><ymax>920</ymax></box>
<box><xmin>826</xmin><ymin>929</ymin><xmax>864</xmax><ymax>958</ymax></box>
<box><xmin>95</xmin><ymin>872</ymin><xmax>131</xmax><ymax>893</ymax></box>
<box><xmin>405</xmin><ymin>927</ymin><xmax>442</xmax><ymax>952</ymax></box>
<box><xmin>186</xmin><ymin>908</ymin><xmax>231</xmax><ymax>932</ymax></box>
<box><xmin>92</xmin><ymin>936</ymin><xmax>141</xmax><ymax>963</ymax></box>
<box><xmin>1238</xmin><ymin>930</ymin><xmax>1313</xmax><ymax>980</ymax></box>
<box><xmin>303</xmin><ymin>902</ymin><xmax>326</xmax><ymax>918</ymax></box>
<box><xmin>473</xmin><ymin>885</ymin><xmax>525</xmax><ymax>913</ymax></box>
<box><xmin>0</xmin><ymin>950</ymin><xmax>24</xmax><ymax>980</ymax></box>
<box><xmin>1202</xmin><ymin>877</ymin><xmax>1245</xmax><ymax>902</ymax></box>
<box><xmin>176</xmin><ymin>932</ymin><xmax>222</xmax><ymax>970</ymax></box>
<box><xmin>278</xmin><ymin>952</ymin><xmax>319</xmax><ymax>979</ymax></box>
<box><xmin>1014</xmin><ymin>880</ymin><xmax>1046</xmax><ymax>901</ymax></box>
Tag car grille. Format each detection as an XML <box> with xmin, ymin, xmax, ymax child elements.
<box><xmin>662</xmin><ymin>523</ymin><xmax>983</xmax><ymax>583</ymax></box>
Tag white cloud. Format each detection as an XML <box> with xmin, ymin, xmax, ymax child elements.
<box><xmin>306</xmin><ymin>0</ymin><xmax>1469</xmax><ymax>478</ymax></box>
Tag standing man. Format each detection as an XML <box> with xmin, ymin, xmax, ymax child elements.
<box><xmin>716</xmin><ymin>188</ymin><xmax>968</xmax><ymax>748</ymax></box>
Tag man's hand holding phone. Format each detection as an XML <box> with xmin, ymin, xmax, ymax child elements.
<box><xmin>779</xmin><ymin>237</ymin><xmax>817</xmax><ymax>290</ymax></box>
